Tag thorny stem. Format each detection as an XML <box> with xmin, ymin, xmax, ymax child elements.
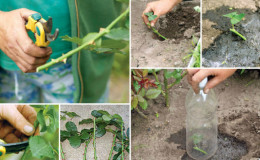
<box><xmin>121</xmin><ymin>123</ymin><xmax>124</xmax><ymax>160</ymax></box>
<box><xmin>84</xmin><ymin>138</ymin><xmax>92</xmax><ymax>160</ymax></box>
<box><xmin>163</xmin><ymin>70</ymin><xmax>169</xmax><ymax>107</ymax></box>
<box><xmin>60</xmin><ymin>144</ymin><xmax>65</xmax><ymax>160</ymax></box>
<box><xmin>167</xmin><ymin>71</ymin><xmax>187</xmax><ymax>89</ymax></box>
<box><xmin>147</xmin><ymin>23</ymin><xmax>167</xmax><ymax>40</ymax></box>
<box><xmin>37</xmin><ymin>7</ymin><xmax>130</xmax><ymax>72</ymax></box>
<box><xmin>108</xmin><ymin>134</ymin><xmax>117</xmax><ymax>160</ymax></box>
<box><xmin>152</xmin><ymin>69</ymin><xmax>165</xmax><ymax>96</ymax></box>
<box><xmin>93</xmin><ymin>118</ymin><xmax>97</xmax><ymax>160</ymax></box>
<box><xmin>134</xmin><ymin>108</ymin><xmax>148</xmax><ymax>119</ymax></box>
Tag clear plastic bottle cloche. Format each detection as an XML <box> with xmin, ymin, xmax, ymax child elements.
<box><xmin>185</xmin><ymin>78</ymin><xmax>218</xmax><ymax>160</ymax></box>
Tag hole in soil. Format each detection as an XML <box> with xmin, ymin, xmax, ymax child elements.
<box><xmin>156</xmin><ymin>2</ymin><xmax>200</xmax><ymax>42</ymax></box>
<box><xmin>166</xmin><ymin>128</ymin><xmax>248</xmax><ymax>160</ymax></box>
<box><xmin>202</xmin><ymin>6</ymin><xmax>260</xmax><ymax>67</ymax></box>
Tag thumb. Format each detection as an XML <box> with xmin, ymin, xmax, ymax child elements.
<box><xmin>150</xmin><ymin>13</ymin><xmax>161</xmax><ymax>27</ymax></box>
<box><xmin>2</xmin><ymin>106</ymin><xmax>35</xmax><ymax>136</ymax></box>
<box><xmin>19</xmin><ymin>8</ymin><xmax>38</xmax><ymax>21</ymax></box>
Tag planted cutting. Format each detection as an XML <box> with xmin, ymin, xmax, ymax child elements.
<box><xmin>60</xmin><ymin>110</ymin><xmax>129</xmax><ymax>160</ymax></box>
<box><xmin>191</xmin><ymin>134</ymin><xmax>208</xmax><ymax>155</ymax></box>
<box><xmin>144</xmin><ymin>12</ymin><xmax>167</xmax><ymax>40</ymax></box>
<box><xmin>21</xmin><ymin>105</ymin><xmax>59</xmax><ymax>160</ymax></box>
<box><xmin>131</xmin><ymin>69</ymin><xmax>186</xmax><ymax>118</ymax></box>
<box><xmin>223</xmin><ymin>12</ymin><xmax>246</xmax><ymax>41</ymax></box>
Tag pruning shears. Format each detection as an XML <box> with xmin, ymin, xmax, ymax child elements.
<box><xmin>25</xmin><ymin>13</ymin><xmax>59</xmax><ymax>47</ymax></box>
<box><xmin>0</xmin><ymin>140</ymin><xmax>29</xmax><ymax>157</ymax></box>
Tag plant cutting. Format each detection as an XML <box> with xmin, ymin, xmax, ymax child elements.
<box><xmin>60</xmin><ymin>110</ymin><xmax>129</xmax><ymax>160</ymax></box>
<box><xmin>191</xmin><ymin>134</ymin><xmax>208</xmax><ymax>155</ymax></box>
<box><xmin>36</xmin><ymin>6</ymin><xmax>129</xmax><ymax>72</ymax></box>
<box><xmin>223</xmin><ymin>12</ymin><xmax>246</xmax><ymax>41</ymax></box>
<box><xmin>144</xmin><ymin>12</ymin><xmax>167</xmax><ymax>40</ymax></box>
<box><xmin>131</xmin><ymin>69</ymin><xmax>186</xmax><ymax>118</ymax></box>
<box><xmin>21</xmin><ymin>105</ymin><xmax>59</xmax><ymax>160</ymax></box>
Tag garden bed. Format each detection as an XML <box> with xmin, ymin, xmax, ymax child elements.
<box><xmin>132</xmin><ymin>70</ymin><xmax>260</xmax><ymax>160</ymax></box>
<box><xmin>202</xmin><ymin>0</ymin><xmax>260</xmax><ymax>67</ymax></box>
<box><xmin>131</xmin><ymin>0</ymin><xmax>200</xmax><ymax>67</ymax></box>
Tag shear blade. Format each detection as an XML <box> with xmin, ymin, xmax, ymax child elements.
<box><xmin>46</xmin><ymin>28</ymin><xmax>59</xmax><ymax>41</ymax></box>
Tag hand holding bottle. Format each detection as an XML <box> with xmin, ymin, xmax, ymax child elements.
<box><xmin>187</xmin><ymin>69</ymin><xmax>237</xmax><ymax>94</ymax></box>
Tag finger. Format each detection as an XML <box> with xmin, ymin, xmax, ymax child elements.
<box><xmin>19</xmin><ymin>8</ymin><xmax>38</xmax><ymax>21</ymax></box>
<box><xmin>17</xmin><ymin>105</ymin><xmax>37</xmax><ymax>125</ymax></box>
<box><xmin>204</xmin><ymin>77</ymin><xmax>222</xmax><ymax>94</ymax></box>
<box><xmin>1</xmin><ymin>105</ymin><xmax>35</xmax><ymax>136</ymax></box>
<box><xmin>192</xmin><ymin>69</ymin><xmax>212</xmax><ymax>84</ymax></box>
<box><xmin>0</xmin><ymin>122</ymin><xmax>15</xmax><ymax>139</ymax></box>
<box><xmin>4</xmin><ymin>133</ymin><xmax>20</xmax><ymax>143</ymax></box>
<box><xmin>21</xmin><ymin>135</ymin><xmax>28</xmax><ymax>142</ymax></box>
<box><xmin>150</xmin><ymin>10</ymin><xmax>161</xmax><ymax>27</ymax></box>
<box><xmin>14</xmin><ymin>130</ymin><xmax>22</xmax><ymax>138</ymax></box>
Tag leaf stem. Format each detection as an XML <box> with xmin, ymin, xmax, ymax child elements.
<box><xmin>37</xmin><ymin>7</ymin><xmax>130</xmax><ymax>72</ymax></box>
<box><xmin>163</xmin><ymin>70</ymin><xmax>169</xmax><ymax>107</ymax></box>
<box><xmin>93</xmin><ymin>118</ymin><xmax>97</xmax><ymax>160</ymax></box>
<box><xmin>230</xmin><ymin>28</ymin><xmax>246</xmax><ymax>40</ymax></box>
<box><xmin>60</xmin><ymin>143</ymin><xmax>65</xmax><ymax>160</ymax></box>
<box><xmin>121</xmin><ymin>123</ymin><xmax>124</xmax><ymax>160</ymax></box>
<box><xmin>108</xmin><ymin>134</ymin><xmax>117</xmax><ymax>160</ymax></box>
<box><xmin>152</xmin><ymin>69</ymin><xmax>165</xmax><ymax>96</ymax></box>
<box><xmin>134</xmin><ymin>108</ymin><xmax>148</xmax><ymax>119</ymax></box>
<box><xmin>147</xmin><ymin>23</ymin><xmax>167</xmax><ymax>40</ymax></box>
<box><xmin>84</xmin><ymin>139</ymin><xmax>92</xmax><ymax>160</ymax></box>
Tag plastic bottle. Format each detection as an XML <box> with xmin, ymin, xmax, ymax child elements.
<box><xmin>185</xmin><ymin>78</ymin><xmax>218</xmax><ymax>160</ymax></box>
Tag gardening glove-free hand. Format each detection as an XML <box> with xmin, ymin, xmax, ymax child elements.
<box><xmin>0</xmin><ymin>9</ymin><xmax>52</xmax><ymax>73</ymax></box>
<box><xmin>142</xmin><ymin>0</ymin><xmax>182</xmax><ymax>27</ymax></box>
<box><xmin>0</xmin><ymin>105</ymin><xmax>37</xmax><ymax>143</ymax></box>
<box><xmin>187</xmin><ymin>69</ymin><xmax>237</xmax><ymax>94</ymax></box>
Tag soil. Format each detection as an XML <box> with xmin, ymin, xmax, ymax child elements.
<box><xmin>202</xmin><ymin>0</ymin><xmax>260</xmax><ymax>67</ymax></box>
<box><xmin>131</xmin><ymin>70</ymin><xmax>260</xmax><ymax>160</ymax></box>
<box><xmin>131</xmin><ymin>0</ymin><xmax>200</xmax><ymax>67</ymax></box>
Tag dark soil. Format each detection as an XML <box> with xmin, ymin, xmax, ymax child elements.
<box><xmin>202</xmin><ymin>6</ymin><xmax>260</xmax><ymax>67</ymax></box>
<box><xmin>157</xmin><ymin>3</ymin><xmax>200</xmax><ymax>42</ymax></box>
<box><xmin>168</xmin><ymin>128</ymin><xmax>248</xmax><ymax>160</ymax></box>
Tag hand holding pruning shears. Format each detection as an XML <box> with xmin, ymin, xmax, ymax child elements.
<box><xmin>0</xmin><ymin>9</ymin><xmax>58</xmax><ymax>73</ymax></box>
<box><xmin>0</xmin><ymin>105</ymin><xmax>37</xmax><ymax>157</ymax></box>
<box><xmin>187</xmin><ymin>69</ymin><xmax>237</xmax><ymax>94</ymax></box>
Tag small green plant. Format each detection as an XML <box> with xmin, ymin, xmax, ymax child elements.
<box><xmin>191</xmin><ymin>134</ymin><xmax>208</xmax><ymax>155</ymax></box>
<box><xmin>183</xmin><ymin>36</ymin><xmax>200</xmax><ymax>67</ymax></box>
<box><xmin>131</xmin><ymin>69</ymin><xmax>186</xmax><ymax>118</ymax></box>
<box><xmin>60</xmin><ymin>110</ymin><xmax>129</xmax><ymax>160</ymax></box>
<box><xmin>144</xmin><ymin>12</ymin><xmax>167</xmax><ymax>40</ymax></box>
<box><xmin>223</xmin><ymin>12</ymin><xmax>246</xmax><ymax>41</ymax></box>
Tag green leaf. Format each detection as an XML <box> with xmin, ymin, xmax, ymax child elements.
<box><xmin>66</xmin><ymin>121</ymin><xmax>77</xmax><ymax>132</ymax></box>
<box><xmin>29</xmin><ymin>136</ymin><xmax>54</xmax><ymax>159</ymax></box>
<box><xmin>223</xmin><ymin>12</ymin><xmax>237</xmax><ymax>18</ymax></box>
<box><xmin>113</xmin><ymin>152</ymin><xmax>122</xmax><ymax>160</ymax></box>
<box><xmin>137</xmin><ymin>95</ymin><xmax>145</xmax><ymax>102</ymax></box>
<box><xmin>144</xmin><ymin>12</ymin><xmax>153</xmax><ymax>17</ymax></box>
<box><xmin>146</xmin><ymin>89</ymin><xmax>161</xmax><ymax>99</ymax></box>
<box><xmin>30</xmin><ymin>105</ymin><xmax>46</xmax><ymax>109</ymax></box>
<box><xmin>131</xmin><ymin>96</ymin><xmax>138</xmax><ymax>109</ymax></box>
<box><xmin>68</xmin><ymin>135</ymin><xmax>81</xmax><ymax>148</ymax></box>
<box><xmin>139</xmin><ymin>99</ymin><xmax>148</xmax><ymax>110</ymax></box>
<box><xmin>79</xmin><ymin>118</ymin><xmax>93</xmax><ymax>125</ymax></box>
<box><xmin>101</xmin><ymin>40</ymin><xmax>127</xmax><ymax>49</ymax></box>
<box><xmin>60</xmin><ymin>115</ymin><xmax>66</xmax><ymax>121</ymax></box>
<box><xmin>91</xmin><ymin>110</ymin><xmax>103</xmax><ymax>118</ymax></box>
<box><xmin>231</xmin><ymin>13</ymin><xmax>245</xmax><ymax>24</ymax></box>
<box><xmin>61</xmin><ymin>35</ymin><xmax>82</xmax><ymax>45</ymax></box>
<box><xmin>102</xmin><ymin>115</ymin><xmax>112</xmax><ymax>122</ymax></box>
<box><xmin>139</xmin><ymin>88</ymin><xmax>146</xmax><ymax>97</ymax></box>
<box><xmin>112</xmin><ymin>114</ymin><xmax>123</xmax><ymax>121</ymax></box>
<box><xmin>191</xmin><ymin>134</ymin><xmax>203</xmax><ymax>145</ymax></box>
<box><xmin>94</xmin><ymin>48</ymin><xmax>112</xmax><ymax>53</ymax></box>
<box><xmin>97</xmin><ymin>122</ymin><xmax>108</xmax><ymax>128</ymax></box>
<box><xmin>37</xmin><ymin>110</ymin><xmax>47</xmax><ymax>132</ymax></box>
<box><xmin>95</xmin><ymin>127</ymin><xmax>106</xmax><ymax>138</ymax></box>
<box><xmin>97</xmin><ymin>110</ymin><xmax>110</xmax><ymax>116</ymax></box>
<box><xmin>113</xmin><ymin>143</ymin><xmax>122</xmax><ymax>152</ymax></box>
<box><xmin>60</xmin><ymin>130</ymin><xmax>70</xmax><ymax>142</ymax></box>
<box><xmin>105</xmin><ymin>28</ymin><xmax>129</xmax><ymax>41</ymax></box>
<box><xmin>148</xmin><ymin>15</ymin><xmax>157</xmax><ymax>21</ymax></box>
<box><xmin>80</xmin><ymin>129</ymin><xmax>90</xmax><ymax>140</ymax></box>
<box><xmin>126</xmin><ymin>128</ymin><xmax>129</xmax><ymax>138</ymax></box>
<box><xmin>61</xmin><ymin>111</ymin><xmax>80</xmax><ymax>118</ymax></box>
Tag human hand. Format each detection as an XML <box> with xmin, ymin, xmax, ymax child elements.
<box><xmin>0</xmin><ymin>105</ymin><xmax>37</xmax><ymax>143</ymax></box>
<box><xmin>187</xmin><ymin>69</ymin><xmax>237</xmax><ymax>94</ymax></box>
<box><xmin>142</xmin><ymin>0</ymin><xmax>182</xmax><ymax>27</ymax></box>
<box><xmin>0</xmin><ymin>8</ymin><xmax>52</xmax><ymax>73</ymax></box>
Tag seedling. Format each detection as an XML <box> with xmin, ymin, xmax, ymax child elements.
<box><xmin>144</xmin><ymin>12</ymin><xmax>167</xmax><ymax>40</ymax></box>
<box><xmin>191</xmin><ymin>134</ymin><xmax>208</xmax><ymax>155</ymax></box>
<box><xmin>223</xmin><ymin>12</ymin><xmax>246</xmax><ymax>40</ymax></box>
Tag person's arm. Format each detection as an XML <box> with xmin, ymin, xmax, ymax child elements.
<box><xmin>142</xmin><ymin>0</ymin><xmax>182</xmax><ymax>27</ymax></box>
<box><xmin>187</xmin><ymin>69</ymin><xmax>237</xmax><ymax>94</ymax></box>
<box><xmin>0</xmin><ymin>105</ymin><xmax>36</xmax><ymax>143</ymax></box>
<box><xmin>0</xmin><ymin>8</ymin><xmax>52</xmax><ymax>73</ymax></box>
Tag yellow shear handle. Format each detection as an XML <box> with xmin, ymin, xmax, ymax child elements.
<box><xmin>25</xmin><ymin>13</ymin><xmax>50</xmax><ymax>47</ymax></box>
<box><xmin>0</xmin><ymin>140</ymin><xmax>6</xmax><ymax>157</ymax></box>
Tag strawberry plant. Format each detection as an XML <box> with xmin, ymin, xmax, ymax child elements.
<box><xmin>144</xmin><ymin>12</ymin><xmax>167</xmax><ymax>40</ymax></box>
<box><xmin>21</xmin><ymin>105</ymin><xmax>59</xmax><ymax>160</ymax></box>
<box><xmin>36</xmin><ymin>4</ymin><xmax>129</xmax><ymax>72</ymax></box>
<box><xmin>60</xmin><ymin>110</ymin><xmax>129</xmax><ymax>160</ymax></box>
<box><xmin>131</xmin><ymin>69</ymin><xmax>186</xmax><ymax>118</ymax></box>
<box><xmin>223</xmin><ymin>12</ymin><xmax>246</xmax><ymax>41</ymax></box>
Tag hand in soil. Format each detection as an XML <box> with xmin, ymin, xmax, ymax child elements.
<box><xmin>0</xmin><ymin>105</ymin><xmax>37</xmax><ymax>143</ymax></box>
<box><xmin>142</xmin><ymin>0</ymin><xmax>182</xmax><ymax>27</ymax></box>
<box><xmin>0</xmin><ymin>9</ymin><xmax>52</xmax><ymax>73</ymax></box>
<box><xmin>187</xmin><ymin>69</ymin><xmax>236</xmax><ymax>94</ymax></box>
